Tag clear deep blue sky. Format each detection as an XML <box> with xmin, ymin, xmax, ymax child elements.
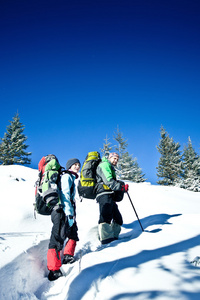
<box><xmin>0</xmin><ymin>0</ymin><xmax>200</xmax><ymax>184</ymax></box>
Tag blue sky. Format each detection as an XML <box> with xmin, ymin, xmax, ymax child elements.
<box><xmin>0</xmin><ymin>0</ymin><xmax>200</xmax><ymax>184</ymax></box>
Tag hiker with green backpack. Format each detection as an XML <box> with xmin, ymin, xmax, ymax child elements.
<box><xmin>47</xmin><ymin>158</ymin><xmax>81</xmax><ymax>281</ymax></box>
<box><xmin>96</xmin><ymin>152</ymin><xmax>129</xmax><ymax>244</ymax></box>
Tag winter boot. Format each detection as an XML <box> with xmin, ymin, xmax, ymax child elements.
<box><xmin>48</xmin><ymin>269</ymin><xmax>63</xmax><ymax>281</ymax></box>
<box><xmin>111</xmin><ymin>221</ymin><xmax>121</xmax><ymax>240</ymax></box>
<box><xmin>63</xmin><ymin>254</ymin><xmax>76</xmax><ymax>264</ymax></box>
<box><xmin>99</xmin><ymin>222</ymin><xmax>115</xmax><ymax>244</ymax></box>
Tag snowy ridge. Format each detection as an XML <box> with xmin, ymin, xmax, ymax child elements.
<box><xmin>0</xmin><ymin>165</ymin><xmax>200</xmax><ymax>300</ymax></box>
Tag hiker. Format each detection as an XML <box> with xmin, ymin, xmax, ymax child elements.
<box><xmin>96</xmin><ymin>152</ymin><xmax>129</xmax><ymax>244</ymax></box>
<box><xmin>47</xmin><ymin>158</ymin><xmax>81</xmax><ymax>281</ymax></box>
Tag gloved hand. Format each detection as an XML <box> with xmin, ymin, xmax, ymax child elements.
<box><xmin>67</xmin><ymin>215</ymin><xmax>74</xmax><ymax>227</ymax></box>
<box><xmin>121</xmin><ymin>184</ymin><xmax>129</xmax><ymax>192</ymax></box>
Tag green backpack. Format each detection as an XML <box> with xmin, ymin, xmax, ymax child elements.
<box><xmin>34</xmin><ymin>154</ymin><xmax>62</xmax><ymax>216</ymax></box>
<box><xmin>78</xmin><ymin>151</ymin><xmax>101</xmax><ymax>199</ymax></box>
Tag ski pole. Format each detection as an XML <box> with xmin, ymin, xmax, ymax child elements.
<box><xmin>126</xmin><ymin>191</ymin><xmax>144</xmax><ymax>232</ymax></box>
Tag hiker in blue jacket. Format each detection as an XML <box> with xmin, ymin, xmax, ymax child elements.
<box><xmin>47</xmin><ymin>158</ymin><xmax>81</xmax><ymax>281</ymax></box>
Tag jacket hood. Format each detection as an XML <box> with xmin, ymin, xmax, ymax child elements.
<box><xmin>102</xmin><ymin>157</ymin><xmax>109</xmax><ymax>163</ymax></box>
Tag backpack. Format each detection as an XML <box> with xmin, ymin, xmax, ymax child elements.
<box><xmin>34</xmin><ymin>154</ymin><xmax>62</xmax><ymax>216</ymax></box>
<box><xmin>78</xmin><ymin>151</ymin><xmax>101</xmax><ymax>199</ymax></box>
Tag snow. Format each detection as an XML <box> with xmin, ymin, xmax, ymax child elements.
<box><xmin>0</xmin><ymin>165</ymin><xmax>200</xmax><ymax>300</ymax></box>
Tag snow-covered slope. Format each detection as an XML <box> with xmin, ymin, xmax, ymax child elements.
<box><xmin>0</xmin><ymin>165</ymin><xmax>200</xmax><ymax>300</ymax></box>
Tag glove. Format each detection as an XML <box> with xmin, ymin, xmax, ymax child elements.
<box><xmin>67</xmin><ymin>215</ymin><xmax>74</xmax><ymax>227</ymax></box>
<box><xmin>121</xmin><ymin>184</ymin><xmax>129</xmax><ymax>192</ymax></box>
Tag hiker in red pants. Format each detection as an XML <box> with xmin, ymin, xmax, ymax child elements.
<box><xmin>47</xmin><ymin>158</ymin><xmax>81</xmax><ymax>281</ymax></box>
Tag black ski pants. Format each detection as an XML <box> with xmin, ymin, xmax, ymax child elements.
<box><xmin>97</xmin><ymin>193</ymin><xmax>123</xmax><ymax>225</ymax></box>
<box><xmin>48</xmin><ymin>209</ymin><xmax>79</xmax><ymax>251</ymax></box>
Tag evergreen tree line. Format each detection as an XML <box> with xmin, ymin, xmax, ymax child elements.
<box><xmin>1</xmin><ymin>114</ymin><xmax>199</xmax><ymax>192</ymax></box>
<box><xmin>0</xmin><ymin>114</ymin><xmax>146</xmax><ymax>183</ymax></box>
<box><xmin>157</xmin><ymin>126</ymin><xmax>200</xmax><ymax>192</ymax></box>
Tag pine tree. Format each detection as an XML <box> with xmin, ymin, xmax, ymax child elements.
<box><xmin>120</xmin><ymin>151</ymin><xmax>146</xmax><ymax>182</ymax></box>
<box><xmin>156</xmin><ymin>126</ymin><xmax>183</xmax><ymax>185</ymax></box>
<box><xmin>113</xmin><ymin>127</ymin><xmax>128</xmax><ymax>179</ymax></box>
<box><xmin>0</xmin><ymin>113</ymin><xmax>31</xmax><ymax>165</ymax></box>
<box><xmin>113</xmin><ymin>127</ymin><xmax>146</xmax><ymax>182</ymax></box>
<box><xmin>131</xmin><ymin>159</ymin><xmax>146</xmax><ymax>183</ymax></box>
<box><xmin>100</xmin><ymin>135</ymin><xmax>112</xmax><ymax>158</ymax></box>
<box><xmin>119</xmin><ymin>151</ymin><xmax>134</xmax><ymax>180</ymax></box>
<box><xmin>181</xmin><ymin>137</ymin><xmax>200</xmax><ymax>191</ymax></box>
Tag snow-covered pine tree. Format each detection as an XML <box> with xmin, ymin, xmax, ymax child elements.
<box><xmin>131</xmin><ymin>159</ymin><xmax>146</xmax><ymax>183</ymax></box>
<box><xmin>113</xmin><ymin>127</ymin><xmax>128</xmax><ymax>179</ymax></box>
<box><xmin>113</xmin><ymin>127</ymin><xmax>146</xmax><ymax>182</ymax></box>
<box><xmin>156</xmin><ymin>126</ymin><xmax>183</xmax><ymax>185</ymax></box>
<box><xmin>0</xmin><ymin>132</ymin><xmax>10</xmax><ymax>165</ymax></box>
<box><xmin>120</xmin><ymin>151</ymin><xmax>133</xmax><ymax>180</ymax></box>
<box><xmin>0</xmin><ymin>113</ymin><xmax>31</xmax><ymax>165</ymax></box>
<box><xmin>181</xmin><ymin>137</ymin><xmax>200</xmax><ymax>192</ymax></box>
<box><xmin>120</xmin><ymin>151</ymin><xmax>146</xmax><ymax>182</ymax></box>
<box><xmin>100</xmin><ymin>135</ymin><xmax>112</xmax><ymax>158</ymax></box>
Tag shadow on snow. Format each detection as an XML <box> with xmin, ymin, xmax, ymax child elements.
<box><xmin>66</xmin><ymin>213</ymin><xmax>200</xmax><ymax>300</ymax></box>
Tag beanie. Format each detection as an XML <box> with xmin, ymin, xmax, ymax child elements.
<box><xmin>66</xmin><ymin>158</ymin><xmax>81</xmax><ymax>170</ymax></box>
<box><xmin>109</xmin><ymin>152</ymin><xmax>119</xmax><ymax>159</ymax></box>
